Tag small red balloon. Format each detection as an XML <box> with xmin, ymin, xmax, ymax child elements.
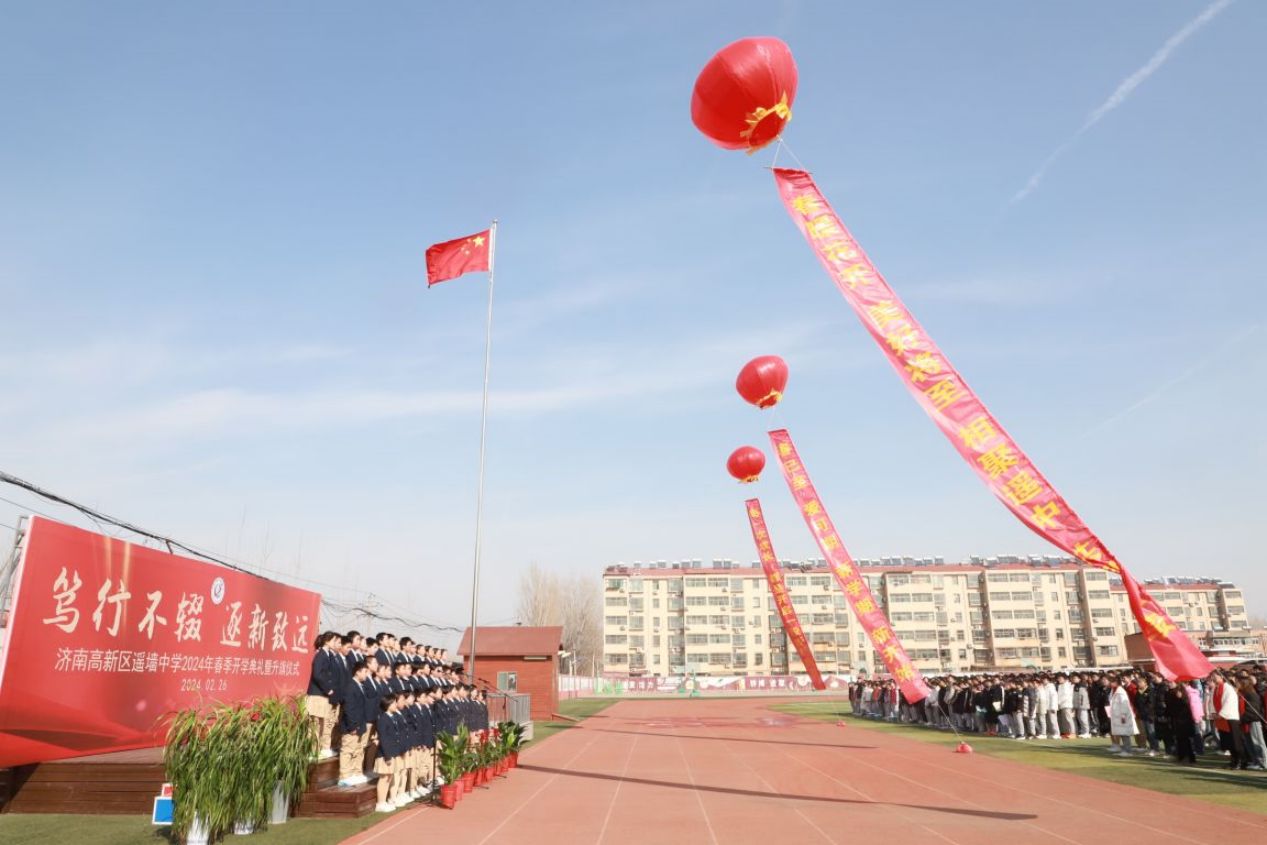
<box><xmin>736</xmin><ymin>355</ymin><xmax>789</xmax><ymax>409</ymax></box>
<box><xmin>727</xmin><ymin>446</ymin><xmax>766</xmax><ymax>483</ymax></box>
<box><xmin>691</xmin><ymin>37</ymin><xmax>798</xmax><ymax>153</ymax></box>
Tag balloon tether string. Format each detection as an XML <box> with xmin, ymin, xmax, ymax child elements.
<box><xmin>767</xmin><ymin>137</ymin><xmax>809</xmax><ymax>173</ymax></box>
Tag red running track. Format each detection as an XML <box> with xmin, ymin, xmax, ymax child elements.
<box><xmin>341</xmin><ymin>697</ymin><xmax>1267</xmax><ymax>845</ymax></box>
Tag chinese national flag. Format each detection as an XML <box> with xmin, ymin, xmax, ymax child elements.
<box><xmin>426</xmin><ymin>229</ymin><xmax>491</xmax><ymax>286</ymax></box>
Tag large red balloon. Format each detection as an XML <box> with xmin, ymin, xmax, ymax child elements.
<box><xmin>736</xmin><ymin>355</ymin><xmax>789</xmax><ymax>409</ymax></box>
<box><xmin>691</xmin><ymin>37</ymin><xmax>798</xmax><ymax>153</ymax></box>
<box><xmin>727</xmin><ymin>446</ymin><xmax>766</xmax><ymax>483</ymax></box>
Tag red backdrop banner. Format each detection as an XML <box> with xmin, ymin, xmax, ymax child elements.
<box><xmin>772</xmin><ymin>167</ymin><xmax>1212</xmax><ymax>681</ymax></box>
<box><xmin>743</xmin><ymin>498</ymin><xmax>826</xmax><ymax>690</ymax></box>
<box><xmin>769</xmin><ymin>429</ymin><xmax>932</xmax><ymax>704</ymax></box>
<box><xmin>0</xmin><ymin>516</ymin><xmax>322</xmax><ymax>767</ymax></box>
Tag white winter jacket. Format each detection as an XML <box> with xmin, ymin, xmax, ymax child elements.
<box><xmin>1056</xmin><ymin>681</ymin><xmax>1074</xmax><ymax>709</ymax></box>
<box><xmin>1215</xmin><ymin>682</ymin><xmax>1240</xmax><ymax>721</ymax></box>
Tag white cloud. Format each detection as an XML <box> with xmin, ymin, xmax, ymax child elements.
<box><xmin>1011</xmin><ymin>0</ymin><xmax>1233</xmax><ymax>204</ymax></box>
<box><xmin>14</xmin><ymin>319</ymin><xmax>839</xmax><ymax>448</ymax></box>
<box><xmin>903</xmin><ymin>276</ymin><xmax>1072</xmax><ymax>307</ymax></box>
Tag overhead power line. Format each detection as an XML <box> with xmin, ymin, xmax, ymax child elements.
<box><xmin>0</xmin><ymin>469</ymin><xmax>461</xmax><ymax>636</ymax></box>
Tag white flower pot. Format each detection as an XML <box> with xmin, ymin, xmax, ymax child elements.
<box><xmin>185</xmin><ymin>815</ymin><xmax>210</xmax><ymax>845</ymax></box>
<box><xmin>270</xmin><ymin>782</ymin><xmax>290</xmax><ymax>825</ymax></box>
<box><xmin>233</xmin><ymin>820</ymin><xmax>256</xmax><ymax>835</ymax></box>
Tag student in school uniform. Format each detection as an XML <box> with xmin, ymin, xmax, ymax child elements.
<box><xmin>369</xmin><ymin>694</ymin><xmax>395</xmax><ymax>810</ymax></box>
<box><xmin>474</xmin><ymin>688</ymin><xmax>489</xmax><ymax>738</ymax></box>
<box><xmin>345</xmin><ymin>631</ymin><xmax>366</xmax><ymax>668</ymax></box>
<box><xmin>389</xmin><ymin>660</ymin><xmax>414</xmax><ymax>695</ymax></box>
<box><xmin>337</xmin><ymin>661</ymin><xmax>372</xmax><ymax>786</ymax></box>
<box><xmin>358</xmin><ymin>655</ymin><xmax>381</xmax><ymax>776</ymax></box>
<box><xmin>407</xmin><ymin>689</ymin><xmax>430</xmax><ymax>801</ymax></box>
<box><xmin>364</xmin><ymin>660</ymin><xmax>394</xmax><ymax>778</ymax></box>
<box><xmin>373</xmin><ymin>633</ymin><xmax>395</xmax><ymax>670</ymax></box>
<box><xmin>330</xmin><ymin>636</ymin><xmax>355</xmax><ymax>746</ymax></box>
<box><xmin>306</xmin><ymin>631</ymin><xmax>342</xmax><ymax>759</ymax></box>
<box><xmin>423</xmin><ymin>658</ymin><xmax>438</xmax><ymax>694</ymax></box>
<box><xmin>395</xmin><ymin>689</ymin><xmax>419</xmax><ymax>806</ymax></box>
<box><xmin>405</xmin><ymin>661</ymin><xmax>424</xmax><ymax>696</ymax></box>
<box><xmin>373</xmin><ymin>695</ymin><xmax>403</xmax><ymax>813</ymax></box>
<box><xmin>435</xmin><ymin>686</ymin><xmax>456</xmax><ymax>737</ymax></box>
<box><xmin>418</xmin><ymin>688</ymin><xmax>437</xmax><ymax>794</ymax></box>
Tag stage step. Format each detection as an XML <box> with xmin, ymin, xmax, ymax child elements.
<box><xmin>0</xmin><ymin>749</ymin><xmax>377</xmax><ymax>819</ymax></box>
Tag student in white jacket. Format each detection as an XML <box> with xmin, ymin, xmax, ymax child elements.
<box><xmin>1056</xmin><ymin>674</ymin><xmax>1075</xmax><ymax>738</ymax></box>
<box><xmin>1109</xmin><ymin>678</ymin><xmax>1138</xmax><ymax>754</ymax></box>
<box><xmin>1040</xmin><ymin>677</ymin><xmax>1060</xmax><ymax>739</ymax></box>
<box><xmin>1211</xmin><ymin>672</ymin><xmax>1245</xmax><ymax>769</ymax></box>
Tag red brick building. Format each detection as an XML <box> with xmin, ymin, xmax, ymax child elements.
<box><xmin>457</xmin><ymin>626</ymin><xmax>562</xmax><ymax>721</ymax></box>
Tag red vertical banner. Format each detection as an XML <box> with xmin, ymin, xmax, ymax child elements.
<box><xmin>768</xmin><ymin>430</ymin><xmax>931</xmax><ymax>703</ymax></box>
<box><xmin>743</xmin><ymin>499</ymin><xmax>826</xmax><ymax>690</ymax></box>
<box><xmin>772</xmin><ymin>167</ymin><xmax>1212</xmax><ymax>681</ymax></box>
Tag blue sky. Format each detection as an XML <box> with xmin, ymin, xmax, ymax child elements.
<box><xmin>2</xmin><ymin>1</ymin><xmax>1264</xmax><ymax>641</ymax></box>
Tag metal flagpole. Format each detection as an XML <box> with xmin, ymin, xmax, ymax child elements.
<box><xmin>467</xmin><ymin>219</ymin><xmax>497</xmax><ymax>686</ymax></box>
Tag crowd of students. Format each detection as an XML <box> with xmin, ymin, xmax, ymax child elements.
<box><xmin>850</xmin><ymin>663</ymin><xmax>1267</xmax><ymax>771</ymax></box>
<box><xmin>306</xmin><ymin>630</ymin><xmax>491</xmax><ymax>813</ymax></box>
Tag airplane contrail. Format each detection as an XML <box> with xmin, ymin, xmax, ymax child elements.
<box><xmin>1011</xmin><ymin>0</ymin><xmax>1234</xmax><ymax>204</ymax></box>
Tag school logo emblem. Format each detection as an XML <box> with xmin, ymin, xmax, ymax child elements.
<box><xmin>210</xmin><ymin>576</ymin><xmax>226</xmax><ymax>606</ymax></box>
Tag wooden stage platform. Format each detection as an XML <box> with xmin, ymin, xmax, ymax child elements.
<box><xmin>0</xmin><ymin>747</ymin><xmax>376</xmax><ymax>818</ymax></box>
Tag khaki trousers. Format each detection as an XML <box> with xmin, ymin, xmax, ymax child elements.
<box><xmin>338</xmin><ymin>731</ymin><xmax>363</xmax><ymax>781</ymax></box>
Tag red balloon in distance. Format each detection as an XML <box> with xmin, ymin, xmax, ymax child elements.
<box><xmin>727</xmin><ymin>446</ymin><xmax>766</xmax><ymax>483</ymax></box>
<box><xmin>691</xmin><ymin>37</ymin><xmax>798</xmax><ymax>153</ymax></box>
<box><xmin>736</xmin><ymin>355</ymin><xmax>789</xmax><ymax>409</ymax></box>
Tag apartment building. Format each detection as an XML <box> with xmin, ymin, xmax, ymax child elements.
<box><xmin>601</xmin><ymin>557</ymin><xmax>1251</xmax><ymax>678</ymax></box>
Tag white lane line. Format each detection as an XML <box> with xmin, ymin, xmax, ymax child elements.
<box><xmin>703</xmin><ymin>727</ymin><xmax>837</xmax><ymax>843</ymax></box>
<box><xmin>776</xmin><ymin>747</ymin><xmax>965</xmax><ymax>845</ymax></box>
<box><xmin>674</xmin><ymin>734</ymin><xmax>720</xmax><ymax>845</ymax></box>
<box><xmin>471</xmin><ymin>735</ymin><xmax>602</xmax><ymax>845</ymax></box>
<box><xmin>595</xmin><ymin>735</ymin><xmax>640</xmax><ymax>845</ymax></box>
<box><xmin>868</xmin><ymin>740</ymin><xmax>1216</xmax><ymax>844</ymax></box>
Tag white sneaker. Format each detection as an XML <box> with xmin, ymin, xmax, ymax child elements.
<box><xmin>435</xmin><ymin>775</ymin><xmax>445</xmax><ymax>785</ymax></box>
<box><xmin>337</xmin><ymin>778</ymin><xmax>357</xmax><ymax>787</ymax></box>
<box><xmin>392</xmin><ymin>796</ymin><xmax>409</xmax><ymax>808</ymax></box>
<box><xmin>353</xmin><ymin>774</ymin><xmax>370</xmax><ymax>785</ymax></box>
<box><xmin>418</xmin><ymin>785</ymin><xmax>432</xmax><ymax>796</ymax></box>
<box><xmin>1146</xmin><ymin>751</ymin><xmax>1158</xmax><ymax>757</ymax></box>
<box><xmin>375</xmin><ymin>802</ymin><xmax>396</xmax><ymax>813</ymax></box>
<box><xmin>320</xmin><ymin>749</ymin><xmax>336</xmax><ymax>760</ymax></box>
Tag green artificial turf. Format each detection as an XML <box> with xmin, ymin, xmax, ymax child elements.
<box><xmin>0</xmin><ymin>699</ymin><xmax>620</xmax><ymax>845</ymax></box>
<box><xmin>0</xmin><ymin>813</ymin><xmax>388</xmax><ymax>845</ymax></box>
<box><xmin>771</xmin><ymin>702</ymin><xmax>1267</xmax><ymax>815</ymax></box>
<box><xmin>528</xmin><ymin>697</ymin><xmax>619</xmax><ymax>745</ymax></box>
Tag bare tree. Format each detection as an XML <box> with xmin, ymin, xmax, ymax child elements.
<box><xmin>516</xmin><ymin>562</ymin><xmax>564</xmax><ymax>627</ymax></box>
<box><xmin>516</xmin><ymin>564</ymin><xmax>601</xmax><ymax>676</ymax></box>
<box><xmin>561</xmin><ymin>573</ymin><xmax>602</xmax><ymax>675</ymax></box>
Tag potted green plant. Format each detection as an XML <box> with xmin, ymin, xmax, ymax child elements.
<box><xmin>477</xmin><ymin>739</ymin><xmax>497</xmax><ymax>785</ymax></box>
<box><xmin>451</xmin><ymin>725</ymin><xmax>476</xmax><ymax>794</ymax></box>
<box><xmin>165</xmin><ymin>704</ymin><xmax>237</xmax><ymax>844</ymax></box>
<box><xmin>164</xmin><ymin>695</ymin><xmax>316</xmax><ymax>842</ymax></box>
<box><xmin>498</xmin><ymin>720</ymin><xmax>525</xmax><ymax>769</ymax></box>
<box><xmin>258</xmin><ymin>696</ymin><xmax>316</xmax><ymax>825</ymax></box>
<box><xmin>435</xmin><ymin>731</ymin><xmax>465</xmax><ymax>808</ymax></box>
<box><xmin>485</xmin><ymin>734</ymin><xmax>505</xmax><ymax>778</ymax></box>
